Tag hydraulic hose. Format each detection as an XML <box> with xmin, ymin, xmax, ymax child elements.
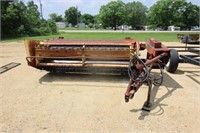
<box><xmin>128</xmin><ymin>55</ymin><xmax>150</xmax><ymax>83</ymax></box>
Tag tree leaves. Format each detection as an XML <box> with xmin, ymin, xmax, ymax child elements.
<box><xmin>80</xmin><ymin>14</ymin><xmax>94</xmax><ymax>26</ymax></box>
<box><xmin>49</xmin><ymin>13</ymin><xmax>63</xmax><ymax>22</ymax></box>
<box><xmin>64</xmin><ymin>7</ymin><xmax>81</xmax><ymax>27</ymax></box>
<box><xmin>126</xmin><ymin>1</ymin><xmax>148</xmax><ymax>29</ymax></box>
<box><xmin>1</xmin><ymin>0</ymin><xmax>57</xmax><ymax>38</ymax></box>
<box><xmin>148</xmin><ymin>0</ymin><xmax>199</xmax><ymax>29</ymax></box>
<box><xmin>99</xmin><ymin>0</ymin><xmax>126</xmax><ymax>30</ymax></box>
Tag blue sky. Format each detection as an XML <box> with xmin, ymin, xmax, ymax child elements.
<box><xmin>23</xmin><ymin>0</ymin><xmax>200</xmax><ymax>19</ymax></box>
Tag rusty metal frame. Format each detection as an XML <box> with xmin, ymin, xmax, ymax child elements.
<box><xmin>168</xmin><ymin>43</ymin><xmax>200</xmax><ymax>66</ymax></box>
<box><xmin>25</xmin><ymin>37</ymin><xmax>175</xmax><ymax>112</ymax></box>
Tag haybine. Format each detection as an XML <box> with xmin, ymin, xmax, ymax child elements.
<box><xmin>25</xmin><ymin>37</ymin><xmax>179</xmax><ymax>111</ymax></box>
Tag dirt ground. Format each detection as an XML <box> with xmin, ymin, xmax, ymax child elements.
<box><xmin>0</xmin><ymin>40</ymin><xmax>199</xmax><ymax>133</ymax></box>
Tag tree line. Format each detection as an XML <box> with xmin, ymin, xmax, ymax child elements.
<box><xmin>1</xmin><ymin>0</ymin><xmax>57</xmax><ymax>38</ymax></box>
<box><xmin>54</xmin><ymin>0</ymin><xmax>198</xmax><ymax>30</ymax></box>
<box><xmin>1</xmin><ymin>0</ymin><xmax>199</xmax><ymax>38</ymax></box>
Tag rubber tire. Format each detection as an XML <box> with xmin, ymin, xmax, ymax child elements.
<box><xmin>166</xmin><ymin>49</ymin><xmax>179</xmax><ymax>73</ymax></box>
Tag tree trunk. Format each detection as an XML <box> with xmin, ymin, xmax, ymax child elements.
<box><xmin>114</xmin><ymin>26</ymin><xmax>117</xmax><ymax>30</ymax></box>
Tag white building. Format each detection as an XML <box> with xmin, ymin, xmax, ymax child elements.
<box><xmin>168</xmin><ymin>26</ymin><xmax>180</xmax><ymax>31</ymax></box>
<box><xmin>78</xmin><ymin>23</ymin><xmax>86</xmax><ymax>28</ymax></box>
<box><xmin>117</xmin><ymin>25</ymin><xmax>129</xmax><ymax>30</ymax></box>
<box><xmin>121</xmin><ymin>25</ymin><xmax>129</xmax><ymax>30</ymax></box>
<box><xmin>55</xmin><ymin>22</ymin><xmax>66</xmax><ymax>28</ymax></box>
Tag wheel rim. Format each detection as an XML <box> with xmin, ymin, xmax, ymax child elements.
<box><xmin>166</xmin><ymin>59</ymin><xmax>170</xmax><ymax>67</ymax></box>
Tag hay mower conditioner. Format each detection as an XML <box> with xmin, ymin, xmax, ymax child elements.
<box><xmin>25</xmin><ymin>37</ymin><xmax>179</xmax><ymax>111</ymax></box>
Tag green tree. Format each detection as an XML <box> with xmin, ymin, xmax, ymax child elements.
<box><xmin>1</xmin><ymin>0</ymin><xmax>41</xmax><ymax>36</ymax></box>
<box><xmin>64</xmin><ymin>6</ymin><xmax>81</xmax><ymax>26</ymax></box>
<box><xmin>47</xmin><ymin>20</ymin><xmax>57</xmax><ymax>34</ymax></box>
<box><xmin>148</xmin><ymin>0</ymin><xmax>174</xmax><ymax>28</ymax></box>
<box><xmin>23</xmin><ymin>1</ymin><xmax>41</xmax><ymax>35</ymax></box>
<box><xmin>99</xmin><ymin>0</ymin><xmax>126</xmax><ymax>30</ymax></box>
<box><xmin>93</xmin><ymin>15</ymin><xmax>101</xmax><ymax>29</ymax></box>
<box><xmin>38</xmin><ymin>20</ymin><xmax>57</xmax><ymax>35</ymax></box>
<box><xmin>1</xmin><ymin>0</ymin><xmax>22</xmax><ymax>37</ymax></box>
<box><xmin>80</xmin><ymin>14</ymin><xmax>94</xmax><ymax>26</ymax></box>
<box><xmin>148</xmin><ymin>0</ymin><xmax>199</xmax><ymax>29</ymax></box>
<box><xmin>49</xmin><ymin>13</ymin><xmax>63</xmax><ymax>22</ymax></box>
<box><xmin>125</xmin><ymin>1</ymin><xmax>148</xmax><ymax>29</ymax></box>
<box><xmin>182</xmin><ymin>2</ymin><xmax>199</xmax><ymax>29</ymax></box>
<box><xmin>1</xmin><ymin>0</ymin><xmax>57</xmax><ymax>38</ymax></box>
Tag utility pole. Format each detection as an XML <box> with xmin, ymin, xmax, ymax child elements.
<box><xmin>39</xmin><ymin>0</ymin><xmax>43</xmax><ymax>19</ymax></box>
<box><xmin>76</xmin><ymin>6</ymin><xmax>79</xmax><ymax>30</ymax></box>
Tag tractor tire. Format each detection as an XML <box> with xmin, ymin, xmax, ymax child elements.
<box><xmin>166</xmin><ymin>49</ymin><xmax>179</xmax><ymax>73</ymax></box>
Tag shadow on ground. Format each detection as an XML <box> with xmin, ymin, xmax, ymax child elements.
<box><xmin>130</xmin><ymin>72</ymin><xmax>183</xmax><ymax>120</ymax></box>
<box><xmin>39</xmin><ymin>70</ymin><xmax>190</xmax><ymax>119</ymax></box>
<box><xmin>39</xmin><ymin>72</ymin><xmax>129</xmax><ymax>85</ymax></box>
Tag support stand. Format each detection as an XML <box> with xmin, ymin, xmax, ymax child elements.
<box><xmin>142</xmin><ymin>80</ymin><xmax>152</xmax><ymax>112</ymax></box>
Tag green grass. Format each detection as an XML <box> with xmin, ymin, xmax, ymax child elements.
<box><xmin>58</xmin><ymin>27</ymin><xmax>112</xmax><ymax>30</ymax></box>
<box><xmin>59</xmin><ymin>27</ymin><xmax>94</xmax><ymax>30</ymax></box>
<box><xmin>1</xmin><ymin>31</ymin><xmax>199</xmax><ymax>42</ymax></box>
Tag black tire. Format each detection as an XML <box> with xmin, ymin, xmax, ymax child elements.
<box><xmin>166</xmin><ymin>49</ymin><xmax>179</xmax><ymax>73</ymax></box>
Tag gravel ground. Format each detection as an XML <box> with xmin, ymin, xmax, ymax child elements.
<box><xmin>0</xmin><ymin>41</ymin><xmax>199</xmax><ymax>133</ymax></box>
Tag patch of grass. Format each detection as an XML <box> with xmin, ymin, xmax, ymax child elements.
<box><xmin>1</xmin><ymin>31</ymin><xmax>199</xmax><ymax>42</ymax></box>
<box><xmin>59</xmin><ymin>27</ymin><xmax>93</xmax><ymax>30</ymax></box>
<box><xmin>58</xmin><ymin>27</ymin><xmax>112</xmax><ymax>30</ymax></box>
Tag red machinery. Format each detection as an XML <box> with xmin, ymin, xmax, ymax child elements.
<box><xmin>25</xmin><ymin>37</ymin><xmax>179</xmax><ymax>111</ymax></box>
